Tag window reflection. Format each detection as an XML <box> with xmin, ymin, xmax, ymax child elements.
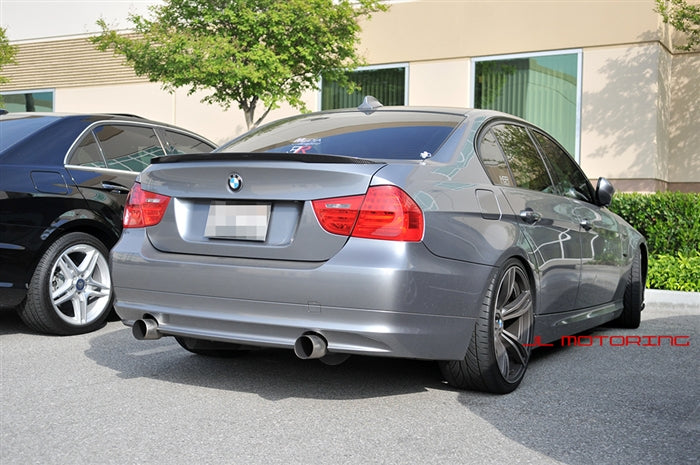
<box><xmin>0</xmin><ymin>90</ymin><xmax>54</xmax><ymax>112</ymax></box>
<box><xmin>492</xmin><ymin>124</ymin><xmax>554</xmax><ymax>193</ymax></box>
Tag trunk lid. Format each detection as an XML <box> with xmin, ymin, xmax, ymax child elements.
<box><xmin>140</xmin><ymin>153</ymin><xmax>385</xmax><ymax>261</ymax></box>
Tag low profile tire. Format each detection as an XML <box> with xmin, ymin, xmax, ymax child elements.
<box><xmin>440</xmin><ymin>258</ymin><xmax>534</xmax><ymax>394</ymax></box>
<box><xmin>614</xmin><ymin>250</ymin><xmax>645</xmax><ymax>329</ymax></box>
<box><xmin>175</xmin><ymin>336</ymin><xmax>249</xmax><ymax>357</ymax></box>
<box><xmin>17</xmin><ymin>232</ymin><xmax>113</xmax><ymax>335</ymax></box>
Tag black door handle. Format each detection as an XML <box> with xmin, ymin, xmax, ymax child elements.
<box><xmin>101</xmin><ymin>182</ymin><xmax>130</xmax><ymax>193</ymax></box>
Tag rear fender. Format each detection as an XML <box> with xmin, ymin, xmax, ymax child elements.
<box><xmin>30</xmin><ymin>209</ymin><xmax>120</xmax><ymax>271</ymax></box>
<box><xmin>42</xmin><ymin>208</ymin><xmax>119</xmax><ymax>244</ymax></box>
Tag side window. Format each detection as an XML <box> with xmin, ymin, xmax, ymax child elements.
<box><xmin>94</xmin><ymin>125</ymin><xmax>165</xmax><ymax>172</ymax></box>
<box><xmin>162</xmin><ymin>130</ymin><xmax>213</xmax><ymax>155</ymax></box>
<box><xmin>69</xmin><ymin>132</ymin><xmax>106</xmax><ymax>168</ymax></box>
<box><xmin>492</xmin><ymin>124</ymin><xmax>554</xmax><ymax>193</ymax></box>
<box><xmin>478</xmin><ymin>129</ymin><xmax>514</xmax><ymax>187</ymax></box>
<box><xmin>533</xmin><ymin>131</ymin><xmax>594</xmax><ymax>203</ymax></box>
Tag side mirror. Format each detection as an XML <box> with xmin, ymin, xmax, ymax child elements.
<box><xmin>595</xmin><ymin>177</ymin><xmax>615</xmax><ymax>207</ymax></box>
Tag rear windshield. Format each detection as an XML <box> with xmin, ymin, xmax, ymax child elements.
<box><xmin>217</xmin><ymin>110</ymin><xmax>464</xmax><ymax>160</ymax></box>
<box><xmin>0</xmin><ymin>115</ymin><xmax>61</xmax><ymax>152</ymax></box>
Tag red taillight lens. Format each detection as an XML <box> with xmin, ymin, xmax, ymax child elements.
<box><xmin>312</xmin><ymin>194</ymin><xmax>365</xmax><ymax>236</ymax></box>
<box><xmin>353</xmin><ymin>186</ymin><xmax>424</xmax><ymax>241</ymax></box>
<box><xmin>123</xmin><ymin>183</ymin><xmax>171</xmax><ymax>228</ymax></box>
<box><xmin>312</xmin><ymin>186</ymin><xmax>424</xmax><ymax>242</ymax></box>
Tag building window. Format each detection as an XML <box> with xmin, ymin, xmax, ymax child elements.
<box><xmin>472</xmin><ymin>51</ymin><xmax>581</xmax><ymax>159</ymax></box>
<box><xmin>0</xmin><ymin>89</ymin><xmax>54</xmax><ymax>112</ymax></box>
<box><xmin>321</xmin><ymin>64</ymin><xmax>407</xmax><ymax>110</ymax></box>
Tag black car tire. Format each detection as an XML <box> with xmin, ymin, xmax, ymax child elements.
<box><xmin>613</xmin><ymin>250</ymin><xmax>644</xmax><ymax>329</ymax></box>
<box><xmin>440</xmin><ymin>258</ymin><xmax>534</xmax><ymax>394</ymax></box>
<box><xmin>175</xmin><ymin>336</ymin><xmax>250</xmax><ymax>357</ymax></box>
<box><xmin>18</xmin><ymin>232</ymin><xmax>113</xmax><ymax>335</ymax></box>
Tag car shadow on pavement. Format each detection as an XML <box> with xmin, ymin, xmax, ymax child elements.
<box><xmin>85</xmin><ymin>323</ymin><xmax>446</xmax><ymax>401</ymax></box>
<box><xmin>455</xmin><ymin>313</ymin><xmax>699</xmax><ymax>465</ymax></box>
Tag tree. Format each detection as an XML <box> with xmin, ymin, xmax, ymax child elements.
<box><xmin>656</xmin><ymin>0</ymin><xmax>700</xmax><ymax>51</ymax></box>
<box><xmin>91</xmin><ymin>0</ymin><xmax>388</xmax><ymax>129</ymax></box>
<box><xmin>0</xmin><ymin>27</ymin><xmax>18</xmax><ymax>88</ymax></box>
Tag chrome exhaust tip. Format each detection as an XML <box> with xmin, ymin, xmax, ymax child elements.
<box><xmin>132</xmin><ymin>318</ymin><xmax>161</xmax><ymax>340</ymax></box>
<box><xmin>294</xmin><ymin>333</ymin><xmax>327</xmax><ymax>359</ymax></box>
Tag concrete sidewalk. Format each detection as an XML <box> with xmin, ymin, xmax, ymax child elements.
<box><xmin>645</xmin><ymin>288</ymin><xmax>700</xmax><ymax>312</ymax></box>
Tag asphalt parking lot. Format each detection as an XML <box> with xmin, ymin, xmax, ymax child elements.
<box><xmin>1</xmin><ymin>290</ymin><xmax>698</xmax><ymax>465</ymax></box>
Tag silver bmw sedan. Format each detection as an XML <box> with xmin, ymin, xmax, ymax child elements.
<box><xmin>110</xmin><ymin>98</ymin><xmax>646</xmax><ymax>394</ymax></box>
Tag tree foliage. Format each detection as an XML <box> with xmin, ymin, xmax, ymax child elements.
<box><xmin>0</xmin><ymin>27</ymin><xmax>18</xmax><ymax>87</ymax></box>
<box><xmin>656</xmin><ymin>0</ymin><xmax>700</xmax><ymax>51</ymax></box>
<box><xmin>91</xmin><ymin>0</ymin><xmax>388</xmax><ymax>129</ymax></box>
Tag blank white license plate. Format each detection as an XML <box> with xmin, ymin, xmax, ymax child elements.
<box><xmin>204</xmin><ymin>202</ymin><xmax>271</xmax><ymax>241</ymax></box>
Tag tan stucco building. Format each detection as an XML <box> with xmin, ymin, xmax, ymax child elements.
<box><xmin>2</xmin><ymin>0</ymin><xmax>698</xmax><ymax>192</ymax></box>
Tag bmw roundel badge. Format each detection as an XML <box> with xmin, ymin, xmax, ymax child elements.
<box><xmin>228</xmin><ymin>173</ymin><xmax>243</xmax><ymax>192</ymax></box>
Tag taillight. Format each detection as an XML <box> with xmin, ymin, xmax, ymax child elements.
<box><xmin>353</xmin><ymin>186</ymin><xmax>424</xmax><ymax>241</ymax></box>
<box><xmin>312</xmin><ymin>186</ymin><xmax>424</xmax><ymax>242</ymax></box>
<box><xmin>311</xmin><ymin>194</ymin><xmax>365</xmax><ymax>236</ymax></box>
<box><xmin>123</xmin><ymin>183</ymin><xmax>171</xmax><ymax>228</ymax></box>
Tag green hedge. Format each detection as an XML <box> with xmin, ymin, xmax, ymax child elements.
<box><xmin>609</xmin><ymin>192</ymin><xmax>700</xmax><ymax>292</ymax></box>
<box><xmin>647</xmin><ymin>252</ymin><xmax>700</xmax><ymax>292</ymax></box>
<box><xmin>609</xmin><ymin>192</ymin><xmax>700</xmax><ymax>256</ymax></box>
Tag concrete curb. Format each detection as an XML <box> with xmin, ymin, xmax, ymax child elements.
<box><xmin>645</xmin><ymin>289</ymin><xmax>700</xmax><ymax>311</ymax></box>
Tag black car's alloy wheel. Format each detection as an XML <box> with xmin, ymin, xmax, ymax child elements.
<box><xmin>440</xmin><ymin>258</ymin><xmax>534</xmax><ymax>394</ymax></box>
<box><xmin>18</xmin><ymin>232</ymin><xmax>113</xmax><ymax>335</ymax></box>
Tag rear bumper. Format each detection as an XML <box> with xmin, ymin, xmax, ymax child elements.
<box><xmin>111</xmin><ymin>229</ymin><xmax>494</xmax><ymax>360</ymax></box>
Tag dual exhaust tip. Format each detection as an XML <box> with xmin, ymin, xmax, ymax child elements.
<box><xmin>132</xmin><ymin>318</ymin><xmax>329</xmax><ymax>360</ymax></box>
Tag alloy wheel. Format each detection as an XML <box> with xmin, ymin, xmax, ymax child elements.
<box><xmin>493</xmin><ymin>264</ymin><xmax>533</xmax><ymax>383</ymax></box>
<box><xmin>49</xmin><ymin>243</ymin><xmax>112</xmax><ymax>327</ymax></box>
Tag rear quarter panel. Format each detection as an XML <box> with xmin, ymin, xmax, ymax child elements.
<box><xmin>370</xmin><ymin>130</ymin><xmax>527</xmax><ymax>269</ymax></box>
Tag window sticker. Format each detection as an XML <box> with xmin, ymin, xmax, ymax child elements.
<box><xmin>292</xmin><ymin>138</ymin><xmax>321</xmax><ymax>145</ymax></box>
<box><xmin>289</xmin><ymin>138</ymin><xmax>322</xmax><ymax>154</ymax></box>
<box><xmin>290</xmin><ymin>145</ymin><xmax>313</xmax><ymax>154</ymax></box>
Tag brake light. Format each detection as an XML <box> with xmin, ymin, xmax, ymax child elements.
<box><xmin>312</xmin><ymin>186</ymin><xmax>424</xmax><ymax>242</ymax></box>
<box><xmin>123</xmin><ymin>183</ymin><xmax>171</xmax><ymax>228</ymax></box>
<box><xmin>353</xmin><ymin>186</ymin><xmax>424</xmax><ymax>241</ymax></box>
<box><xmin>312</xmin><ymin>194</ymin><xmax>365</xmax><ymax>236</ymax></box>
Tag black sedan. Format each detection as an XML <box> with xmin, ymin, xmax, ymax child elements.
<box><xmin>0</xmin><ymin>112</ymin><xmax>215</xmax><ymax>334</ymax></box>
